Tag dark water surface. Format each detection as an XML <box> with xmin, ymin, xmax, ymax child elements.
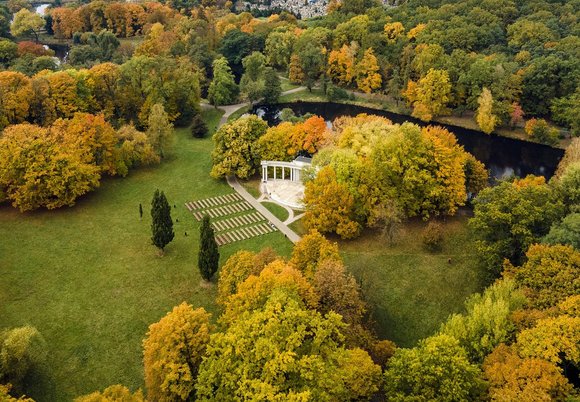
<box><xmin>253</xmin><ymin>102</ymin><xmax>564</xmax><ymax>180</ymax></box>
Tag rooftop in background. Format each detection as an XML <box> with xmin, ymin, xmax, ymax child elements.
<box><xmin>294</xmin><ymin>156</ymin><xmax>313</xmax><ymax>166</ymax></box>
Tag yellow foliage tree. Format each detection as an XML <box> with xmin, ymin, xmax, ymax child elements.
<box><xmin>404</xmin><ymin>68</ymin><xmax>451</xmax><ymax>121</ymax></box>
<box><xmin>290</xmin><ymin>229</ymin><xmax>341</xmax><ymax>276</ymax></box>
<box><xmin>483</xmin><ymin>344</ymin><xmax>572</xmax><ymax>401</ymax></box>
<box><xmin>142</xmin><ymin>303</ymin><xmax>213</xmax><ymax>402</ymax></box>
<box><xmin>327</xmin><ymin>43</ymin><xmax>357</xmax><ymax>86</ymax></box>
<box><xmin>476</xmin><ymin>87</ymin><xmax>498</xmax><ymax>134</ymax></box>
<box><xmin>75</xmin><ymin>385</ymin><xmax>145</xmax><ymax>402</ymax></box>
<box><xmin>355</xmin><ymin>48</ymin><xmax>382</xmax><ymax>94</ymax></box>
<box><xmin>288</xmin><ymin>54</ymin><xmax>305</xmax><ymax>84</ymax></box>
<box><xmin>216</xmin><ymin>248</ymin><xmax>278</xmax><ymax>306</ymax></box>
<box><xmin>303</xmin><ymin>166</ymin><xmax>361</xmax><ymax>239</ymax></box>
<box><xmin>0</xmin><ymin>71</ymin><xmax>32</xmax><ymax>129</ymax></box>
<box><xmin>220</xmin><ymin>260</ymin><xmax>319</xmax><ymax>325</ymax></box>
<box><xmin>384</xmin><ymin>21</ymin><xmax>405</xmax><ymax>43</ymax></box>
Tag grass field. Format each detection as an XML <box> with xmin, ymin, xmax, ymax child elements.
<box><xmin>0</xmin><ymin>108</ymin><xmax>293</xmax><ymax>401</ymax></box>
<box><xmin>339</xmin><ymin>216</ymin><xmax>487</xmax><ymax>347</ymax></box>
<box><xmin>261</xmin><ymin>202</ymin><xmax>289</xmax><ymax>222</ymax></box>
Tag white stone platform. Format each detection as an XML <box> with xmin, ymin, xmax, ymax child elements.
<box><xmin>261</xmin><ymin>180</ymin><xmax>305</xmax><ymax>210</ymax></box>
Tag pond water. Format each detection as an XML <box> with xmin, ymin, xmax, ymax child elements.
<box><xmin>253</xmin><ymin>102</ymin><xmax>564</xmax><ymax>180</ymax></box>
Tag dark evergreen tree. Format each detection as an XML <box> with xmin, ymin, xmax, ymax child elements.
<box><xmin>151</xmin><ymin>190</ymin><xmax>174</xmax><ymax>253</ymax></box>
<box><xmin>263</xmin><ymin>67</ymin><xmax>282</xmax><ymax>105</ymax></box>
<box><xmin>191</xmin><ymin>114</ymin><xmax>209</xmax><ymax>138</ymax></box>
<box><xmin>198</xmin><ymin>214</ymin><xmax>219</xmax><ymax>281</ymax></box>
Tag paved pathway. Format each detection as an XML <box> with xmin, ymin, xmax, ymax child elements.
<box><xmin>226</xmin><ymin>176</ymin><xmax>301</xmax><ymax>243</ymax></box>
<box><xmin>209</xmin><ymin>88</ymin><xmax>306</xmax><ymax>244</ymax></box>
<box><xmin>209</xmin><ymin>86</ymin><xmax>306</xmax><ymax>127</ymax></box>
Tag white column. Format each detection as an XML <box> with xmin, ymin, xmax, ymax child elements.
<box><xmin>263</xmin><ymin>166</ymin><xmax>267</xmax><ymax>182</ymax></box>
<box><xmin>274</xmin><ymin>166</ymin><xmax>277</xmax><ymax>180</ymax></box>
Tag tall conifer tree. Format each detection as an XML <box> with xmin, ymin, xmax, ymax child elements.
<box><xmin>198</xmin><ymin>214</ymin><xmax>219</xmax><ymax>281</ymax></box>
<box><xmin>151</xmin><ymin>189</ymin><xmax>174</xmax><ymax>253</ymax></box>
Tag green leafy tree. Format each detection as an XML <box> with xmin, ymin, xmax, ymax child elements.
<box><xmin>10</xmin><ymin>9</ymin><xmax>44</xmax><ymax>42</ymax></box>
<box><xmin>196</xmin><ymin>289</ymin><xmax>382</xmax><ymax>401</ymax></box>
<box><xmin>210</xmin><ymin>115</ymin><xmax>268</xmax><ymax>179</ymax></box>
<box><xmin>198</xmin><ymin>215</ymin><xmax>219</xmax><ymax>282</ymax></box>
<box><xmin>240</xmin><ymin>51</ymin><xmax>266</xmax><ymax>104</ymax></box>
<box><xmin>190</xmin><ymin>114</ymin><xmax>208</xmax><ymax>139</ymax></box>
<box><xmin>150</xmin><ymin>189</ymin><xmax>174</xmax><ymax>253</ymax></box>
<box><xmin>208</xmin><ymin>57</ymin><xmax>238</xmax><ymax>107</ymax></box>
<box><xmin>469</xmin><ymin>176</ymin><xmax>565</xmax><ymax>277</ymax></box>
<box><xmin>263</xmin><ymin>67</ymin><xmax>281</xmax><ymax>105</ymax></box>
<box><xmin>543</xmin><ymin>213</ymin><xmax>580</xmax><ymax>249</ymax></box>
<box><xmin>439</xmin><ymin>279</ymin><xmax>525</xmax><ymax>363</ymax></box>
<box><xmin>143</xmin><ymin>303</ymin><xmax>212</xmax><ymax>402</ymax></box>
<box><xmin>383</xmin><ymin>334</ymin><xmax>484</xmax><ymax>401</ymax></box>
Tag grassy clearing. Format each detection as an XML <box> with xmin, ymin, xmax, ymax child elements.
<box><xmin>338</xmin><ymin>216</ymin><xmax>487</xmax><ymax>348</ymax></box>
<box><xmin>280</xmin><ymin>78</ymin><xmax>300</xmax><ymax>92</ymax></box>
<box><xmin>261</xmin><ymin>202</ymin><xmax>289</xmax><ymax>222</ymax></box>
<box><xmin>0</xmin><ymin>109</ymin><xmax>293</xmax><ymax>401</ymax></box>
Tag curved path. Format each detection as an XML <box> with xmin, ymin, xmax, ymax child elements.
<box><xmin>210</xmin><ymin>86</ymin><xmax>306</xmax><ymax>126</ymax></box>
<box><xmin>211</xmin><ymin>90</ymin><xmax>305</xmax><ymax>243</ymax></box>
<box><xmin>226</xmin><ymin>175</ymin><xmax>301</xmax><ymax>243</ymax></box>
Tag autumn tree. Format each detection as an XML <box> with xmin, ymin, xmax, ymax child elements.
<box><xmin>355</xmin><ymin>48</ymin><xmax>382</xmax><ymax>94</ymax></box>
<box><xmin>469</xmin><ymin>176</ymin><xmax>565</xmax><ymax>277</ymax></box>
<box><xmin>208</xmin><ymin>57</ymin><xmax>238</xmax><ymax>106</ymax></box>
<box><xmin>506</xmin><ymin>244</ymin><xmax>580</xmax><ymax>310</ymax></box>
<box><xmin>404</xmin><ymin>68</ymin><xmax>451</xmax><ymax>121</ymax></box>
<box><xmin>515</xmin><ymin>314</ymin><xmax>580</xmax><ymax>370</ymax></box>
<box><xmin>289</xmin><ymin>230</ymin><xmax>341</xmax><ymax>276</ymax></box>
<box><xmin>287</xmin><ymin>115</ymin><xmax>329</xmax><ymax>156</ymax></box>
<box><xmin>89</xmin><ymin>63</ymin><xmax>121</xmax><ymax>121</ymax></box>
<box><xmin>288</xmin><ymin>54</ymin><xmax>305</xmax><ymax>84</ymax></box>
<box><xmin>0</xmin><ymin>71</ymin><xmax>32</xmax><ymax>129</ymax></box>
<box><xmin>483</xmin><ymin>344</ymin><xmax>572</xmax><ymax>401</ymax></box>
<box><xmin>198</xmin><ymin>215</ymin><xmax>219</xmax><ymax>282</ymax></box>
<box><xmin>219</xmin><ymin>260</ymin><xmax>318</xmax><ymax>325</ymax></box>
<box><xmin>476</xmin><ymin>87</ymin><xmax>497</xmax><ymax>134</ymax></box>
<box><xmin>150</xmin><ymin>189</ymin><xmax>174</xmax><ymax>253</ymax></box>
<box><xmin>10</xmin><ymin>9</ymin><xmax>43</xmax><ymax>42</ymax></box>
<box><xmin>52</xmin><ymin>113</ymin><xmax>120</xmax><ymax>176</ymax></box>
<box><xmin>383</xmin><ymin>334</ymin><xmax>484</xmax><ymax>401</ymax></box>
<box><xmin>0</xmin><ymin>124</ymin><xmax>101</xmax><ymax>211</ymax></box>
<box><xmin>211</xmin><ymin>115</ymin><xmax>268</xmax><ymax>179</ymax></box>
<box><xmin>0</xmin><ymin>326</ymin><xmax>47</xmax><ymax>392</ymax></box>
<box><xmin>146</xmin><ymin>104</ymin><xmax>173</xmax><ymax>158</ymax></box>
<box><xmin>303</xmin><ymin>166</ymin><xmax>361</xmax><ymax>239</ymax></box>
<box><xmin>75</xmin><ymin>385</ymin><xmax>145</xmax><ymax>402</ymax></box>
<box><xmin>143</xmin><ymin>303</ymin><xmax>213</xmax><ymax>402</ymax></box>
<box><xmin>327</xmin><ymin>43</ymin><xmax>356</xmax><ymax>86</ymax></box>
<box><xmin>216</xmin><ymin>249</ymin><xmax>277</xmax><ymax>306</ymax></box>
<box><xmin>196</xmin><ymin>289</ymin><xmax>382</xmax><ymax>401</ymax></box>
<box><xmin>116</xmin><ymin>125</ymin><xmax>160</xmax><ymax>174</ymax></box>
<box><xmin>255</xmin><ymin>122</ymin><xmax>294</xmax><ymax>162</ymax></box>
<box><xmin>524</xmin><ymin>118</ymin><xmax>559</xmax><ymax>146</ymax></box>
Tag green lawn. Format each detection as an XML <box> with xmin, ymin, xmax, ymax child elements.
<box><xmin>0</xmin><ymin>109</ymin><xmax>293</xmax><ymax>401</ymax></box>
<box><xmin>339</xmin><ymin>216</ymin><xmax>487</xmax><ymax>348</ymax></box>
<box><xmin>261</xmin><ymin>202</ymin><xmax>289</xmax><ymax>222</ymax></box>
